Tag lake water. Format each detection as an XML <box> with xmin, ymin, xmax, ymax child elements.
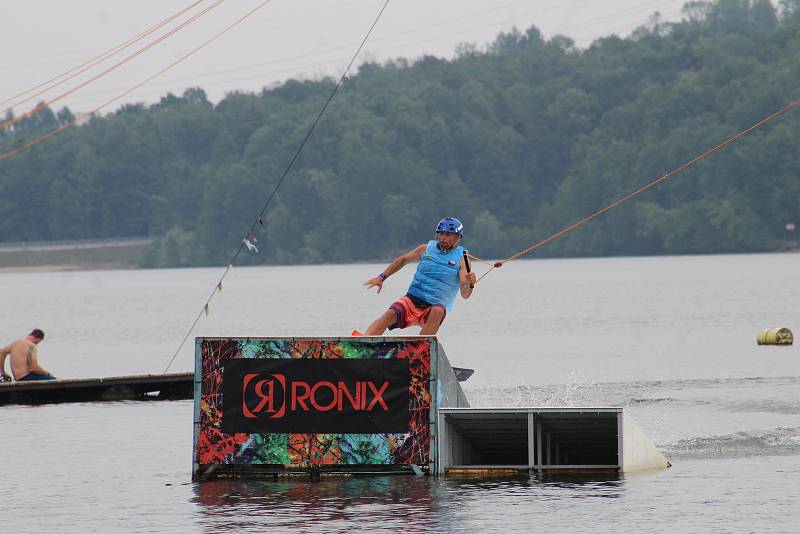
<box><xmin>2</xmin><ymin>253</ymin><xmax>800</xmax><ymax>532</ymax></box>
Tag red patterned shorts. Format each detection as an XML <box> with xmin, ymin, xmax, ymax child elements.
<box><xmin>388</xmin><ymin>295</ymin><xmax>446</xmax><ymax>330</ymax></box>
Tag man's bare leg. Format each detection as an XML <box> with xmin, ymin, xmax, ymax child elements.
<box><xmin>419</xmin><ymin>306</ymin><xmax>445</xmax><ymax>335</ymax></box>
<box><xmin>365</xmin><ymin>309</ymin><xmax>396</xmax><ymax>335</ymax></box>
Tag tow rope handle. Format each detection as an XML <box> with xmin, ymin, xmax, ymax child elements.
<box><xmin>463</xmin><ymin>251</ymin><xmax>474</xmax><ymax>289</ymax></box>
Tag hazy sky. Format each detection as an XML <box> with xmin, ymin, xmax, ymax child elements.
<box><xmin>1</xmin><ymin>0</ymin><xmax>688</xmax><ymax>115</ymax></box>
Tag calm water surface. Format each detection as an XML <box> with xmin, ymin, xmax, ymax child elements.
<box><xmin>2</xmin><ymin>254</ymin><xmax>800</xmax><ymax>532</ymax></box>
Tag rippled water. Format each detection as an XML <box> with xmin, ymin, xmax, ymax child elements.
<box><xmin>2</xmin><ymin>253</ymin><xmax>800</xmax><ymax>532</ymax></box>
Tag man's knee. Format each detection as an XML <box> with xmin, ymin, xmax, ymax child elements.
<box><xmin>428</xmin><ymin>306</ymin><xmax>445</xmax><ymax>323</ymax></box>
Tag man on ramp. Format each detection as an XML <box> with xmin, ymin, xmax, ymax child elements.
<box><xmin>361</xmin><ymin>217</ymin><xmax>477</xmax><ymax>335</ymax></box>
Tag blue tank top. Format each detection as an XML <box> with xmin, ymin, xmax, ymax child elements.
<box><xmin>407</xmin><ymin>240</ymin><xmax>465</xmax><ymax>312</ymax></box>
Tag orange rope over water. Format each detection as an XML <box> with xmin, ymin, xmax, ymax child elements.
<box><xmin>0</xmin><ymin>0</ymin><xmax>206</xmax><ymax>115</ymax></box>
<box><xmin>473</xmin><ymin>100</ymin><xmax>800</xmax><ymax>284</ymax></box>
<box><xmin>0</xmin><ymin>0</ymin><xmax>225</xmax><ymax>132</ymax></box>
<box><xmin>0</xmin><ymin>0</ymin><xmax>273</xmax><ymax>162</ymax></box>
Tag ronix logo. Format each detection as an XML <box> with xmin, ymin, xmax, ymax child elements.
<box><xmin>241</xmin><ymin>372</ymin><xmax>390</xmax><ymax>419</ymax></box>
<box><xmin>222</xmin><ymin>358</ymin><xmax>411</xmax><ymax>434</ymax></box>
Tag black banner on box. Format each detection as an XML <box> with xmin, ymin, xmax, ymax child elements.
<box><xmin>222</xmin><ymin>359</ymin><xmax>411</xmax><ymax>434</ymax></box>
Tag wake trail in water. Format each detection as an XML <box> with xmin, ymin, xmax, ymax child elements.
<box><xmin>664</xmin><ymin>427</ymin><xmax>800</xmax><ymax>459</ymax></box>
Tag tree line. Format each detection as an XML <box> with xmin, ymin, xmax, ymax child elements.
<box><xmin>1</xmin><ymin>0</ymin><xmax>799</xmax><ymax>267</ymax></box>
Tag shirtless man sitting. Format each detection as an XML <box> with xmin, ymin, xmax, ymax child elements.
<box><xmin>0</xmin><ymin>329</ymin><xmax>55</xmax><ymax>381</ymax></box>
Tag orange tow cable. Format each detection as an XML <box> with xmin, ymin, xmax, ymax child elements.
<box><xmin>472</xmin><ymin>100</ymin><xmax>799</xmax><ymax>284</ymax></box>
<box><xmin>0</xmin><ymin>0</ymin><xmax>225</xmax><ymax>132</ymax></box>
<box><xmin>0</xmin><ymin>0</ymin><xmax>273</xmax><ymax>162</ymax></box>
<box><xmin>0</xmin><ymin>0</ymin><xmax>206</xmax><ymax>115</ymax></box>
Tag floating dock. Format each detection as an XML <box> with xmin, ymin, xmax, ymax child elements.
<box><xmin>0</xmin><ymin>372</ymin><xmax>193</xmax><ymax>405</ymax></box>
<box><xmin>192</xmin><ymin>336</ymin><xmax>668</xmax><ymax>480</ymax></box>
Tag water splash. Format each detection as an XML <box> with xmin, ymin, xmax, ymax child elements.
<box><xmin>466</xmin><ymin>375</ymin><xmax>800</xmax><ymax>408</ymax></box>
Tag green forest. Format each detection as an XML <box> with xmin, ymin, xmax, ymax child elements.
<box><xmin>1</xmin><ymin>0</ymin><xmax>799</xmax><ymax>267</ymax></box>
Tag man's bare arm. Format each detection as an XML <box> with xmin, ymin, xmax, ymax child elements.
<box><xmin>0</xmin><ymin>345</ymin><xmax>11</xmax><ymax>379</ymax></box>
<box><xmin>363</xmin><ymin>244</ymin><xmax>427</xmax><ymax>293</ymax></box>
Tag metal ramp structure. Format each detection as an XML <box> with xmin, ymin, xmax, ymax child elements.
<box><xmin>192</xmin><ymin>336</ymin><xmax>668</xmax><ymax>480</ymax></box>
<box><xmin>438</xmin><ymin>408</ymin><xmax>669</xmax><ymax>475</ymax></box>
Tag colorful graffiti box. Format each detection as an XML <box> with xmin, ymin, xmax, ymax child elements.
<box><xmin>193</xmin><ymin>337</ymin><xmax>434</xmax><ymax>474</ymax></box>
